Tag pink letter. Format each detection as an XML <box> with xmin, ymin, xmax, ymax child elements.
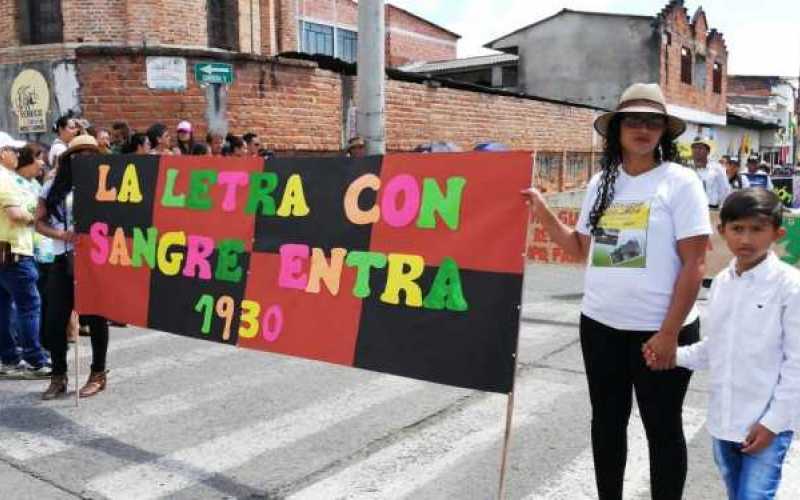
<box><xmin>182</xmin><ymin>235</ymin><xmax>215</xmax><ymax>280</ymax></box>
<box><xmin>261</xmin><ymin>305</ymin><xmax>283</xmax><ymax>342</ymax></box>
<box><xmin>381</xmin><ymin>174</ymin><xmax>420</xmax><ymax>228</ymax></box>
<box><xmin>217</xmin><ymin>171</ymin><xmax>249</xmax><ymax>212</ymax></box>
<box><xmin>278</xmin><ymin>244</ymin><xmax>310</xmax><ymax>289</ymax></box>
<box><xmin>90</xmin><ymin>222</ymin><xmax>110</xmax><ymax>264</ymax></box>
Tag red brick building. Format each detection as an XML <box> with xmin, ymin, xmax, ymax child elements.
<box><xmin>0</xmin><ymin>0</ymin><xmax>600</xmax><ymax>161</ymax></box>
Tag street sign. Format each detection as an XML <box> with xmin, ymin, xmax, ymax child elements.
<box><xmin>194</xmin><ymin>63</ymin><xmax>234</xmax><ymax>85</ymax></box>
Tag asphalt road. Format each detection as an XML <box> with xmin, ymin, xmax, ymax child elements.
<box><xmin>1</xmin><ymin>263</ymin><xmax>798</xmax><ymax>499</ymax></box>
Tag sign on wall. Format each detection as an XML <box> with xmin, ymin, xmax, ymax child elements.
<box><xmin>146</xmin><ymin>57</ymin><xmax>188</xmax><ymax>90</ymax></box>
<box><xmin>10</xmin><ymin>69</ymin><xmax>50</xmax><ymax>134</ymax></box>
<box><xmin>73</xmin><ymin>153</ymin><xmax>532</xmax><ymax>393</ymax></box>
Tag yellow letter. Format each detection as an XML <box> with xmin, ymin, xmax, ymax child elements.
<box><xmin>95</xmin><ymin>164</ymin><xmax>117</xmax><ymax>202</ymax></box>
<box><xmin>157</xmin><ymin>231</ymin><xmax>186</xmax><ymax>276</ymax></box>
<box><xmin>108</xmin><ymin>227</ymin><xmax>131</xmax><ymax>266</ymax></box>
<box><xmin>305</xmin><ymin>248</ymin><xmax>347</xmax><ymax>295</ymax></box>
<box><xmin>380</xmin><ymin>254</ymin><xmax>425</xmax><ymax>307</ymax></box>
<box><xmin>343</xmin><ymin>174</ymin><xmax>380</xmax><ymax>225</ymax></box>
<box><xmin>276</xmin><ymin>174</ymin><xmax>310</xmax><ymax>217</ymax></box>
<box><xmin>118</xmin><ymin>163</ymin><xmax>143</xmax><ymax>203</ymax></box>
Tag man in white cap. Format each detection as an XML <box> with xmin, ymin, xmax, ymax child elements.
<box><xmin>691</xmin><ymin>137</ymin><xmax>730</xmax><ymax>209</ymax></box>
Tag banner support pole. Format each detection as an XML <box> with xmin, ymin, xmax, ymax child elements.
<box><xmin>74</xmin><ymin>321</ymin><xmax>79</xmax><ymax>407</ymax></box>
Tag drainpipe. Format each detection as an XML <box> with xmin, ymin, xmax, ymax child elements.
<box><xmin>357</xmin><ymin>0</ymin><xmax>386</xmax><ymax>155</ymax></box>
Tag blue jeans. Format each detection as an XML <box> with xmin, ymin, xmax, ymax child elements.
<box><xmin>0</xmin><ymin>257</ymin><xmax>47</xmax><ymax>367</ymax></box>
<box><xmin>713</xmin><ymin>431</ymin><xmax>794</xmax><ymax>500</ymax></box>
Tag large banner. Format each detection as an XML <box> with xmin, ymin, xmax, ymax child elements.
<box><xmin>73</xmin><ymin>153</ymin><xmax>532</xmax><ymax>393</ymax></box>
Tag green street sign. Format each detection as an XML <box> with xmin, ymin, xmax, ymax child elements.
<box><xmin>194</xmin><ymin>63</ymin><xmax>234</xmax><ymax>85</ymax></box>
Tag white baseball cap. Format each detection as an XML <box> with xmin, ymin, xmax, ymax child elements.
<box><xmin>0</xmin><ymin>131</ymin><xmax>26</xmax><ymax>150</ymax></box>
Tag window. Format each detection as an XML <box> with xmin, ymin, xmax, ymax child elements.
<box><xmin>501</xmin><ymin>66</ymin><xmax>518</xmax><ymax>88</ymax></box>
<box><xmin>664</xmin><ymin>33</ymin><xmax>671</xmax><ymax>84</ymax></box>
<box><xmin>208</xmin><ymin>0</ymin><xmax>239</xmax><ymax>51</ymax></box>
<box><xmin>694</xmin><ymin>54</ymin><xmax>706</xmax><ymax>89</ymax></box>
<box><xmin>713</xmin><ymin>62</ymin><xmax>722</xmax><ymax>94</ymax></box>
<box><xmin>18</xmin><ymin>0</ymin><xmax>63</xmax><ymax>45</ymax></box>
<box><xmin>337</xmin><ymin>29</ymin><xmax>358</xmax><ymax>63</ymax></box>
<box><xmin>680</xmin><ymin>47</ymin><xmax>692</xmax><ymax>85</ymax></box>
<box><xmin>300</xmin><ymin>22</ymin><xmax>359</xmax><ymax>63</ymax></box>
<box><xmin>300</xmin><ymin>21</ymin><xmax>334</xmax><ymax>57</ymax></box>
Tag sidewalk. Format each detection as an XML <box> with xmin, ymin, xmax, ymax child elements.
<box><xmin>0</xmin><ymin>461</ymin><xmax>76</xmax><ymax>499</ymax></box>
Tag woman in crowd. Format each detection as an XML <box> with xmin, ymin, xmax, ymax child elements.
<box><xmin>48</xmin><ymin>115</ymin><xmax>79</xmax><ymax>168</ymax></box>
<box><xmin>175</xmin><ymin>121</ymin><xmax>195</xmax><ymax>155</ymax></box>
<box><xmin>226</xmin><ymin>135</ymin><xmax>247</xmax><ymax>157</ymax></box>
<box><xmin>206</xmin><ymin>131</ymin><xmax>225</xmax><ymax>156</ymax></box>
<box><xmin>146</xmin><ymin>123</ymin><xmax>172</xmax><ymax>156</ymax></box>
<box><xmin>122</xmin><ymin>133</ymin><xmax>151</xmax><ymax>155</ymax></box>
<box><xmin>722</xmin><ymin>155</ymin><xmax>750</xmax><ymax>190</ymax></box>
<box><xmin>524</xmin><ymin>83</ymin><xmax>710</xmax><ymax>500</ymax></box>
<box><xmin>36</xmin><ymin>135</ymin><xmax>110</xmax><ymax>400</ymax></box>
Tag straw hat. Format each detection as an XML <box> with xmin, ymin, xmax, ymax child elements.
<box><xmin>63</xmin><ymin>134</ymin><xmax>100</xmax><ymax>157</ymax></box>
<box><xmin>691</xmin><ymin>137</ymin><xmax>714</xmax><ymax>150</ymax></box>
<box><xmin>593</xmin><ymin>83</ymin><xmax>686</xmax><ymax>138</ymax></box>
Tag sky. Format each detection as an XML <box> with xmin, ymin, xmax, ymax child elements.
<box><xmin>389</xmin><ymin>0</ymin><xmax>800</xmax><ymax>77</ymax></box>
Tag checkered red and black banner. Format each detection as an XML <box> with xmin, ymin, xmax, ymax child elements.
<box><xmin>73</xmin><ymin>152</ymin><xmax>532</xmax><ymax>393</ymax></box>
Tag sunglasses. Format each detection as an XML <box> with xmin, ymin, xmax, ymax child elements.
<box><xmin>620</xmin><ymin>114</ymin><xmax>666</xmax><ymax>130</ymax></box>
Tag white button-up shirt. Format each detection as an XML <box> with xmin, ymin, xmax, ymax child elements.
<box><xmin>694</xmin><ymin>161</ymin><xmax>731</xmax><ymax>207</ymax></box>
<box><xmin>677</xmin><ymin>253</ymin><xmax>800</xmax><ymax>442</ymax></box>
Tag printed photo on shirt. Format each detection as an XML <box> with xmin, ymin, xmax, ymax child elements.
<box><xmin>591</xmin><ymin>201</ymin><xmax>650</xmax><ymax>268</ymax></box>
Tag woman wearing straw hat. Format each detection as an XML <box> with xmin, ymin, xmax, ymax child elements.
<box><xmin>524</xmin><ymin>83</ymin><xmax>711</xmax><ymax>499</ymax></box>
<box><xmin>36</xmin><ymin>135</ymin><xmax>110</xmax><ymax>400</ymax></box>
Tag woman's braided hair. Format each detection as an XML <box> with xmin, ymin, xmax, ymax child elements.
<box><xmin>587</xmin><ymin>115</ymin><xmax>679</xmax><ymax>234</ymax></box>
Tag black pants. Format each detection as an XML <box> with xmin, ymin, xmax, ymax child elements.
<box><xmin>44</xmin><ymin>254</ymin><xmax>108</xmax><ymax>376</ymax></box>
<box><xmin>36</xmin><ymin>262</ymin><xmax>51</xmax><ymax>351</ymax></box>
<box><xmin>579</xmin><ymin>314</ymin><xmax>700</xmax><ymax>500</ymax></box>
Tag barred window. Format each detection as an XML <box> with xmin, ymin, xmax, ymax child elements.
<box><xmin>300</xmin><ymin>21</ymin><xmax>334</xmax><ymax>57</ymax></box>
<box><xmin>208</xmin><ymin>0</ymin><xmax>239</xmax><ymax>51</ymax></box>
<box><xmin>18</xmin><ymin>0</ymin><xmax>63</xmax><ymax>45</ymax></box>
<box><xmin>337</xmin><ymin>29</ymin><xmax>358</xmax><ymax>63</ymax></box>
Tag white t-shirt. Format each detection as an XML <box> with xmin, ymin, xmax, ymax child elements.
<box><xmin>576</xmin><ymin>162</ymin><xmax>712</xmax><ymax>331</ymax></box>
<box><xmin>48</xmin><ymin>138</ymin><xmax>68</xmax><ymax>169</ymax></box>
<box><xmin>694</xmin><ymin>161</ymin><xmax>731</xmax><ymax>207</ymax></box>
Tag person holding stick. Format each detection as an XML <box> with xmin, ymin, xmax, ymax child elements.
<box><xmin>523</xmin><ymin>83</ymin><xmax>711</xmax><ymax>500</ymax></box>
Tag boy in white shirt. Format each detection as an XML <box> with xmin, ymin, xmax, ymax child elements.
<box><xmin>646</xmin><ymin>188</ymin><xmax>799</xmax><ymax>500</ymax></box>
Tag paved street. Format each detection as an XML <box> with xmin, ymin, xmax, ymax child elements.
<box><xmin>1</xmin><ymin>263</ymin><xmax>798</xmax><ymax>500</ymax></box>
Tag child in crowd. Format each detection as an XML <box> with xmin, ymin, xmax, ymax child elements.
<box><xmin>646</xmin><ymin>188</ymin><xmax>799</xmax><ymax>500</ymax></box>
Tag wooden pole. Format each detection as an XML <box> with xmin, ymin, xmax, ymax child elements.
<box><xmin>74</xmin><ymin>320</ymin><xmax>79</xmax><ymax>407</ymax></box>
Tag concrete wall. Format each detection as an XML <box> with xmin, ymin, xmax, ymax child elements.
<box><xmin>517</xmin><ymin>13</ymin><xmax>660</xmax><ymax>109</ymax></box>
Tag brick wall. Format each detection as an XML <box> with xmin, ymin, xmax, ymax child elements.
<box><xmin>658</xmin><ymin>3</ymin><xmax>727</xmax><ymax>115</ymax></box>
<box><xmin>727</xmin><ymin>76</ymin><xmax>773</xmax><ymax>97</ymax></box>
<box><xmin>71</xmin><ymin>49</ymin><xmax>596</xmax><ymax>156</ymax></box>
<box><xmin>62</xmin><ymin>0</ymin><xmax>127</xmax><ymax>44</ymax></box>
<box><xmin>0</xmin><ymin>0</ymin><xmax>17</xmax><ymax>48</ymax></box>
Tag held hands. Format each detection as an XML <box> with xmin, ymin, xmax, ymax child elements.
<box><xmin>521</xmin><ymin>187</ymin><xmax>548</xmax><ymax>213</ymax></box>
<box><xmin>742</xmin><ymin>424</ymin><xmax>775</xmax><ymax>454</ymax></box>
<box><xmin>61</xmin><ymin>230</ymin><xmax>78</xmax><ymax>244</ymax></box>
<box><xmin>642</xmin><ymin>332</ymin><xmax>678</xmax><ymax>371</ymax></box>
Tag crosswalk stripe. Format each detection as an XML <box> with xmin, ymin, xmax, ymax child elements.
<box><xmin>0</xmin><ymin>357</ymin><xmax>302</xmax><ymax>461</ymax></box>
<box><xmin>525</xmin><ymin>406</ymin><xmax>705</xmax><ymax>500</ymax></box>
<box><xmin>85</xmin><ymin>376</ymin><xmax>421</xmax><ymax>500</ymax></box>
<box><xmin>286</xmin><ymin>377</ymin><xmax>575</xmax><ymax>500</ymax></box>
<box><xmin>0</xmin><ymin>343</ymin><xmax>232</xmax><ymax>408</ymax></box>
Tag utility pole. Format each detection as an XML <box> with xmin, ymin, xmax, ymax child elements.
<box><xmin>357</xmin><ymin>0</ymin><xmax>386</xmax><ymax>155</ymax></box>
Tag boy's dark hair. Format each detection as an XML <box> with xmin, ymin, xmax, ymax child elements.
<box><xmin>243</xmin><ymin>132</ymin><xmax>257</xmax><ymax>144</ymax></box>
<box><xmin>146</xmin><ymin>123</ymin><xmax>168</xmax><ymax>148</ymax></box>
<box><xmin>720</xmin><ymin>188</ymin><xmax>783</xmax><ymax>228</ymax></box>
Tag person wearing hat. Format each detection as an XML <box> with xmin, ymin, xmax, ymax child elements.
<box><xmin>175</xmin><ymin>120</ymin><xmax>195</xmax><ymax>155</ymax></box>
<box><xmin>524</xmin><ymin>83</ymin><xmax>710</xmax><ymax>499</ymax></box>
<box><xmin>745</xmin><ymin>156</ymin><xmax>774</xmax><ymax>190</ymax></box>
<box><xmin>36</xmin><ymin>135</ymin><xmax>110</xmax><ymax>399</ymax></box>
<box><xmin>691</xmin><ymin>137</ymin><xmax>730</xmax><ymax>209</ymax></box>
<box><xmin>345</xmin><ymin>136</ymin><xmax>366</xmax><ymax>158</ymax></box>
<box><xmin>0</xmin><ymin>134</ymin><xmax>51</xmax><ymax>379</ymax></box>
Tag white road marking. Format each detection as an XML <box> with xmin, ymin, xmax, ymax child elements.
<box><xmin>287</xmin><ymin>377</ymin><xmax>575</xmax><ymax>500</ymax></box>
<box><xmin>0</xmin><ymin>358</ymin><xmax>301</xmax><ymax>461</ymax></box>
<box><xmin>85</xmin><ymin>376</ymin><xmax>420</xmax><ymax>500</ymax></box>
<box><xmin>525</xmin><ymin>406</ymin><xmax>706</xmax><ymax>500</ymax></box>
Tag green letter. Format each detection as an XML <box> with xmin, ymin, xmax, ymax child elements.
<box><xmin>161</xmin><ymin>169</ymin><xmax>186</xmax><ymax>208</ymax></box>
<box><xmin>417</xmin><ymin>177</ymin><xmax>466</xmax><ymax>230</ymax></box>
<box><xmin>215</xmin><ymin>239</ymin><xmax>245</xmax><ymax>283</ymax></box>
<box><xmin>186</xmin><ymin>170</ymin><xmax>217</xmax><ymax>211</ymax></box>
<box><xmin>131</xmin><ymin>227</ymin><xmax>158</xmax><ymax>268</ymax></box>
<box><xmin>345</xmin><ymin>251</ymin><xmax>387</xmax><ymax>298</ymax></box>
<box><xmin>245</xmin><ymin>172</ymin><xmax>279</xmax><ymax>216</ymax></box>
<box><xmin>423</xmin><ymin>257</ymin><xmax>469</xmax><ymax>311</ymax></box>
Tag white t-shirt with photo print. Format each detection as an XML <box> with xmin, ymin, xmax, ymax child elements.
<box><xmin>576</xmin><ymin>162</ymin><xmax>712</xmax><ymax>331</ymax></box>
